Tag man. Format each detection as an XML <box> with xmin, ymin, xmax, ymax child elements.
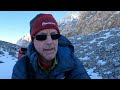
<box><xmin>18</xmin><ymin>47</ymin><xmax>27</xmax><ymax>59</ymax></box>
<box><xmin>12</xmin><ymin>13</ymin><xmax>90</xmax><ymax>79</ymax></box>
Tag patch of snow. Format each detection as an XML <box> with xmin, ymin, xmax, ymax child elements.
<box><xmin>87</xmin><ymin>68</ymin><xmax>102</xmax><ymax>79</ymax></box>
<box><xmin>97</xmin><ymin>60</ymin><xmax>106</xmax><ymax>65</ymax></box>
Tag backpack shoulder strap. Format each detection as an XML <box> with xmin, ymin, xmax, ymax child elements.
<box><xmin>25</xmin><ymin>55</ymin><xmax>36</xmax><ymax>79</ymax></box>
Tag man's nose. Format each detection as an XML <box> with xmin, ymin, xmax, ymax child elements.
<box><xmin>46</xmin><ymin>35</ymin><xmax>53</xmax><ymax>44</ymax></box>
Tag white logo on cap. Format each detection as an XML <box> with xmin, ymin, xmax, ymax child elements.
<box><xmin>42</xmin><ymin>22</ymin><xmax>55</xmax><ymax>26</ymax></box>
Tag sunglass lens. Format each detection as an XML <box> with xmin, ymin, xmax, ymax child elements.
<box><xmin>51</xmin><ymin>34</ymin><xmax>61</xmax><ymax>40</ymax></box>
<box><xmin>36</xmin><ymin>35</ymin><xmax>47</xmax><ymax>41</ymax></box>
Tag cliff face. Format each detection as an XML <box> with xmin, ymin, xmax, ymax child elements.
<box><xmin>77</xmin><ymin>11</ymin><xmax>120</xmax><ymax>35</ymax></box>
<box><xmin>59</xmin><ymin>11</ymin><xmax>120</xmax><ymax>37</ymax></box>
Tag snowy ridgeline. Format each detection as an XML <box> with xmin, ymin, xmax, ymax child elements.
<box><xmin>69</xmin><ymin>27</ymin><xmax>120</xmax><ymax>79</ymax></box>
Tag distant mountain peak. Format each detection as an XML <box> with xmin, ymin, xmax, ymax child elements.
<box><xmin>22</xmin><ymin>33</ymin><xmax>31</xmax><ymax>42</ymax></box>
<box><xmin>64</xmin><ymin>11</ymin><xmax>79</xmax><ymax>20</ymax></box>
<box><xmin>16</xmin><ymin>33</ymin><xmax>31</xmax><ymax>47</ymax></box>
<box><xmin>57</xmin><ymin>11</ymin><xmax>79</xmax><ymax>24</ymax></box>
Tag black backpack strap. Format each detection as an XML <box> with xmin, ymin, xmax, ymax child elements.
<box><xmin>25</xmin><ymin>56</ymin><xmax>36</xmax><ymax>79</ymax></box>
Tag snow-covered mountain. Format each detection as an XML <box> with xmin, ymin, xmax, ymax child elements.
<box><xmin>59</xmin><ymin>11</ymin><xmax>120</xmax><ymax>37</ymax></box>
<box><xmin>0</xmin><ymin>40</ymin><xmax>21</xmax><ymax>58</ymax></box>
<box><xmin>0</xmin><ymin>40</ymin><xmax>21</xmax><ymax>79</ymax></box>
<box><xmin>58</xmin><ymin>11</ymin><xmax>79</xmax><ymax>36</ymax></box>
<box><xmin>69</xmin><ymin>27</ymin><xmax>120</xmax><ymax>79</ymax></box>
<box><xmin>58</xmin><ymin>11</ymin><xmax>79</xmax><ymax>24</ymax></box>
<box><xmin>16</xmin><ymin>33</ymin><xmax>31</xmax><ymax>47</ymax></box>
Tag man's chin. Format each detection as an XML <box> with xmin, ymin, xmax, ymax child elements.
<box><xmin>45</xmin><ymin>55</ymin><xmax>55</xmax><ymax>61</ymax></box>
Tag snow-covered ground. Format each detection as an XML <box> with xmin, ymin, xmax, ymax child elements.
<box><xmin>87</xmin><ymin>68</ymin><xmax>102</xmax><ymax>79</ymax></box>
<box><xmin>0</xmin><ymin>49</ymin><xmax>17</xmax><ymax>79</ymax></box>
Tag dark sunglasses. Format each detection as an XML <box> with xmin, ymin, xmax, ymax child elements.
<box><xmin>35</xmin><ymin>34</ymin><xmax>61</xmax><ymax>41</ymax></box>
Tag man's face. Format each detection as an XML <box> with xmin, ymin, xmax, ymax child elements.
<box><xmin>33</xmin><ymin>29</ymin><xmax>58</xmax><ymax>61</ymax></box>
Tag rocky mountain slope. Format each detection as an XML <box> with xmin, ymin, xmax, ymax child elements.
<box><xmin>0</xmin><ymin>40</ymin><xmax>21</xmax><ymax>59</ymax></box>
<box><xmin>77</xmin><ymin>11</ymin><xmax>120</xmax><ymax>35</ymax></box>
<box><xmin>69</xmin><ymin>27</ymin><xmax>120</xmax><ymax>79</ymax></box>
